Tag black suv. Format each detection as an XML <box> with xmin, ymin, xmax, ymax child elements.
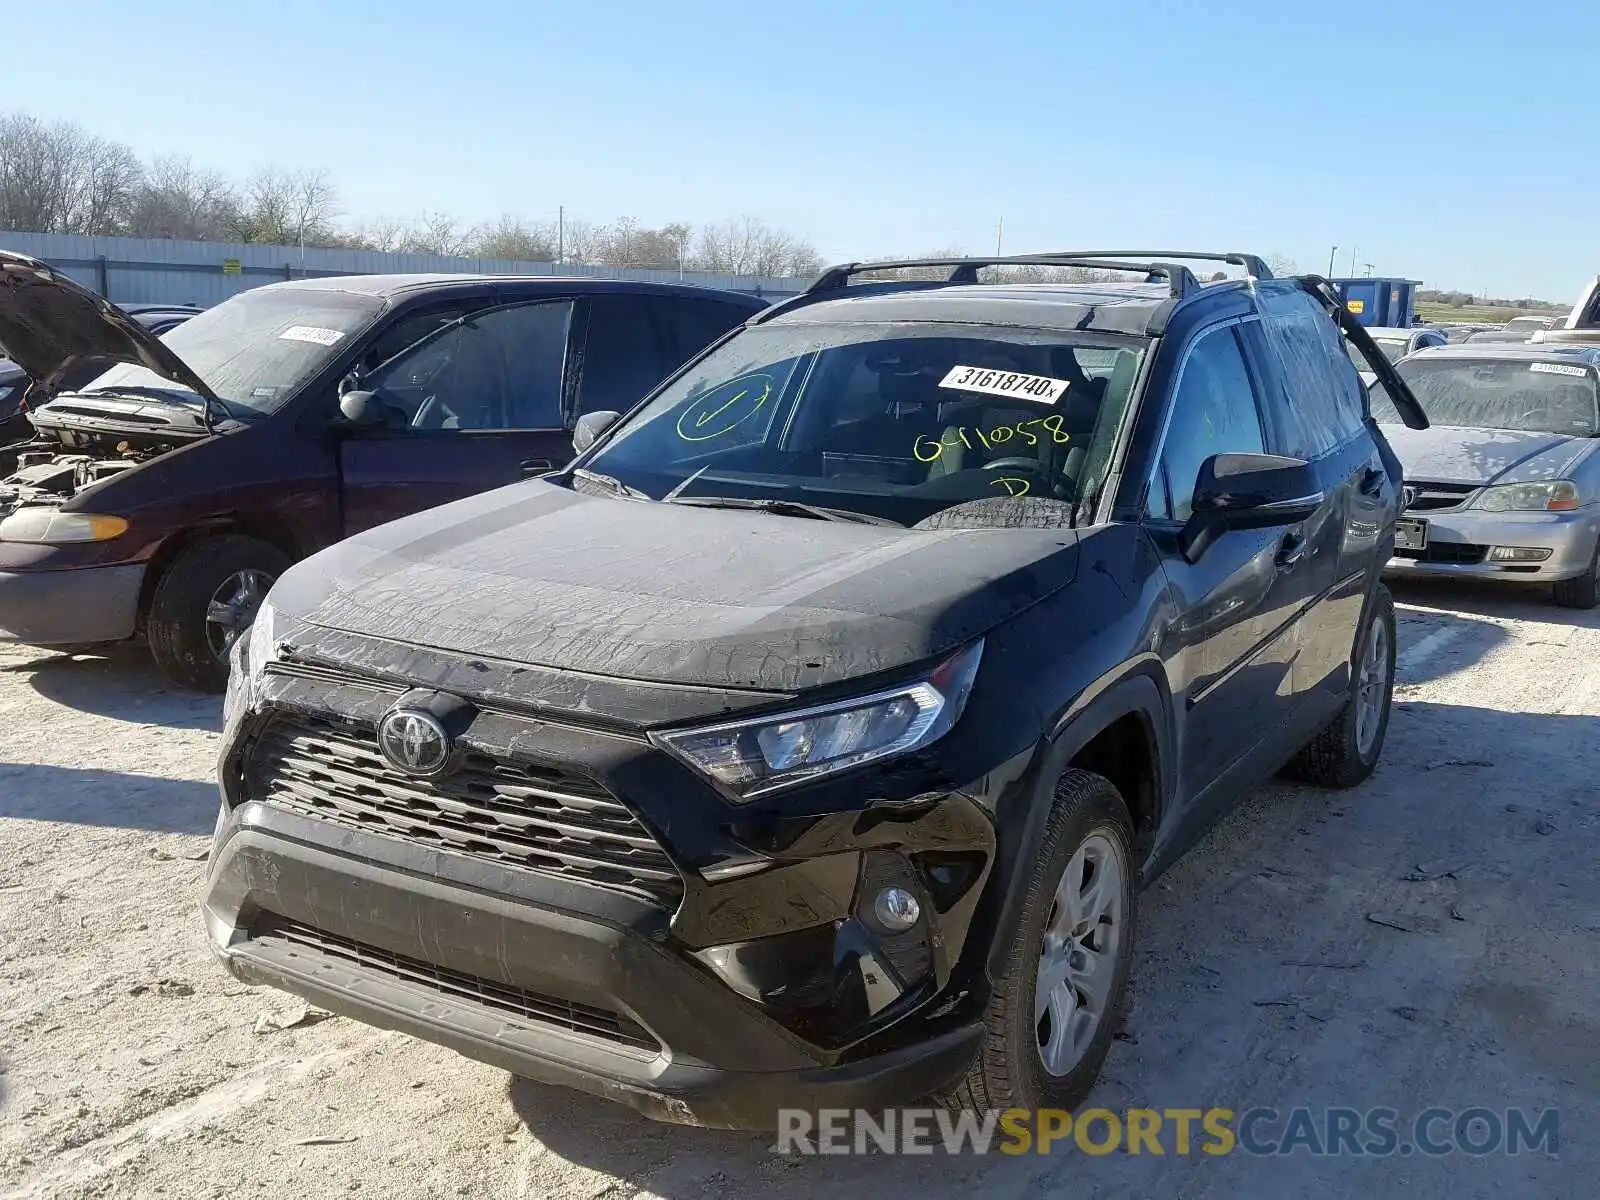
<box><xmin>203</xmin><ymin>251</ymin><xmax>1427</xmax><ymax>1128</ymax></box>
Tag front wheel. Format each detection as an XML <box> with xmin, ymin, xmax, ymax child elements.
<box><xmin>146</xmin><ymin>535</ymin><xmax>288</xmax><ymax>692</ymax></box>
<box><xmin>1551</xmin><ymin>540</ymin><xmax>1600</xmax><ymax>609</ymax></box>
<box><xmin>939</xmin><ymin>769</ymin><xmax>1136</xmax><ymax>1114</ymax></box>
<box><xmin>1284</xmin><ymin>583</ymin><xmax>1396</xmax><ymax>788</ymax></box>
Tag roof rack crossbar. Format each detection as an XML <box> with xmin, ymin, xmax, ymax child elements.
<box><xmin>804</xmin><ymin>250</ymin><xmax>1272</xmax><ymax>298</ymax></box>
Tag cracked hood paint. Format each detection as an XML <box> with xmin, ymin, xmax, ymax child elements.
<box><xmin>1379</xmin><ymin>423</ymin><xmax>1597</xmax><ymax>486</ymax></box>
<box><xmin>271</xmin><ymin>480</ymin><xmax>1081</xmax><ymax>691</ymax></box>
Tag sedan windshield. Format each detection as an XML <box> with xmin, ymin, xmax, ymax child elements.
<box><xmin>1372</xmin><ymin>358</ymin><xmax>1599</xmax><ymax>436</ymax></box>
<box><xmin>581</xmin><ymin>321</ymin><xmax>1145</xmax><ymax>526</ymax></box>
<box><xmin>76</xmin><ymin>287</ymin><xmax>384</xmax><ymax>416</ymax></box>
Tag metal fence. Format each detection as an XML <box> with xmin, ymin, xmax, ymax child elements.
<box><xmin>0</xmin><ymin>231</ymin><xmax>812</xmax><ymax>308</ymax></box>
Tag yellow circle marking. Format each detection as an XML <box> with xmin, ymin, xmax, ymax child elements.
<box><xmin>676</xmin><ymin>373</ymin><xmax>774</xmax><ymax>442</ymax></box>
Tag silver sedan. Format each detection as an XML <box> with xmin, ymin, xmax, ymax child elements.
<box><xmin>1371</xmin><ymin>343</ymin><xmax>1600</xmax><ymax>607</ymax></box>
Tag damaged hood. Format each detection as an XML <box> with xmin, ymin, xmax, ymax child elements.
<box><xmin>0</xmin><ymin>251</ymin><xmax>218</xmax><ymax>402</ymax></box>
<box><xmin>272</xmin><ymin>482</ymin><xmax>1081</xmax><ymax>692</ymax></box>
<box><xmin>1379</xmin><ymin>423</ymin><xmax>1597</xmax><ymax>486</ymax></box>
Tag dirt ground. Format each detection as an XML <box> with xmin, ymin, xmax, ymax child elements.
<box><xmin>1</xmin><ymin>579</ymin><xmax>1595</xmax><ymax>1198</ymax></box>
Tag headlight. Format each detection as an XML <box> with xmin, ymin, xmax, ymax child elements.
<box><xmin>1471</xmin><ymin>480</ymin><xmax>1581</xmax><ymax>512</ymax></box>
<box><xmin>0</xmin><ymin>509</ymin><xmax>129</xmax><ymax>543</ymax></box>
<box><xmin>652</xmin><ymin>641</ymin><xmax>984</xmax><ymax>800</ymax></box>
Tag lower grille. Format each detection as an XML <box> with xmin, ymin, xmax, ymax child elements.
<box><xmin>246</xmin><ymin>712</ymin><xmax>682</xmax><ymax>909</ymax></box>
<box><xmin>1394</xmin><ymin>541</ymin><xmax>1488</xmax><ymax>565</ymax></box>
<box><xmin>252</xmin><ymin>914</ymin><xmax>658</xmax><ymax>1052</ymax></box>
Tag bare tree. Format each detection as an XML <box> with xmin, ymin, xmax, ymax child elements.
<box><xmin>398</xmin><ymin>210</ymin><xmax>478</xmax><ymax>257</ymax></box>
<box><xmin>692</xmin><ymin>216</ymin><xmax>821</xmax><ymax>277</ymax></box>
<box><xmin>0</xmin><ymin>112</ymin><xmax>144</xmax><ymax>234</ymax></box>
<box><xmin>232</xmin><ymin>167</ymin><xmax>339</xmax><ymax>246</ymax></box>
<box><xmin>1265</xmin><ymin>254</ymin><xmax>1300</xmax><ymax>278</ymax></box>
<box><xmin>126</xmin><ymin>156</ymin><xmax>239</xmax><ymax>239</ymax></box>
<box><xmin>557</xmin><ymin>217</ymin><xmax>604</xmax><ymax>266</ymax></box>
<box><xmin>474</xmin><ymin>214</ymin><xmax>556</xmax><ymax>262</ymax></box>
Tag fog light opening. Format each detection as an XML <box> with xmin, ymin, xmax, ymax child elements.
<box><xmin>871</xmin><ymin>886</ymin><xmax>922</xmax><ymax>933</ymax></box>
<box><xmin>1488</xmin><ymin>546</ymin><xmax>1553</xmax><ymax>563</ymax></box>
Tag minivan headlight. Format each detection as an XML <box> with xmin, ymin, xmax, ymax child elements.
<box><xmin>0</xmin><ymin>509</ymin><xmax>129</xmax><ymax>543</ymax></box>
<box><xmin>1471</xmin><ymin>480</ymin><xmax>1581</xmax><ymax>512</ymax></box>
<box><xmin>652</xmin><ymin>641</ymin><xmax>983</xmax><ymax>800</ymax></box>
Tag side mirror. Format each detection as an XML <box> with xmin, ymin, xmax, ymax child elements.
<box><xmin>337</xmin><ymin>390</ymin><xmax>384</xmax><ymax>428</ymax></box>
<box><xmin>573</xmin><ymin>410</ymin><xmax>621</xmax><ymax>454</ymax></box>
<box><xmin>1181</xmin><ymin>452</ymin><xmax>1324</xmax><ymax>562</ymax></box>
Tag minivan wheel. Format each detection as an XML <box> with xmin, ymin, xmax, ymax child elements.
<box><xmin>938</xmin><ymin>769</ymin><xmax>1136</xmax><ymax>1115</ymax></box>
<box><xmin>147</xmin><ymin>535</ymin><xmax>288</xmax><ymax>693</ymax></box>
<box><xmin>1551</xmin><ymin>541</ymin><xmax>1600</xmax><ymax>609</ymax></box>
<box><xmin>1284</xmin><ymin>583</ymin><xmax>1396</xmax><ymax>788</ymax></box>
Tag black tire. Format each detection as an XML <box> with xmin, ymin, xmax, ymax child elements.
<box><xmin>1551</xmin><ymin>541</ymin><xmax>1600</xmax><ymax>609</ymax></box>
<box><xmin>147</xmin><ymin>535</ymin><xmax>288</xmax><ymax>692</ymax></box>
<box><xmin>1285</xmin><ymin>584</ymin><xmax>1396</xmax><ymax>788</ymax></box>
<box><xmin>939</xmin><ymin>769</ymin><xmax>1136</xmax><ymax>1114</ymax></box>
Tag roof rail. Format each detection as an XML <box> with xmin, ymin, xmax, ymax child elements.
<box><xmin>804</xmin><ymin>250</ymin><xmax>1272</xmax><ymax>297</ymax></box>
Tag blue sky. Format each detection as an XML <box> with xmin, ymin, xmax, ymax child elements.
<box><xmin>5</xmin><ymin>0</ymin><xmax>1595</xmax><ymax>299</ymax></box>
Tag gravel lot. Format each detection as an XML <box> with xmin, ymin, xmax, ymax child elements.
<box><xmin>1</xmin><ymin>580</ymin><xmax>1595</xmax><ymax>1198</ymax></box>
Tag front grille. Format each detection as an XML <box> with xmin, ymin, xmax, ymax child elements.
<box><xmin>1394</xmin><ymin>541</ymin><xmax>1488</xmax><ymax>565</ymax></box>
<box><xmin>246</xmin><ymin>712</ymin><xmax>682</xmax><ymax>909</ymax></box>
<box><xmin>1403</xmin><ymin>481</ymin><xmax>1478</xmax><ymax>512</ymax></box>
<box><xmin>252</xmin><ymin>914</ymin><xmax>658</xmax><ymax>1052</ymax></box>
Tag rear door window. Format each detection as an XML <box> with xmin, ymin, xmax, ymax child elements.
<box><xmin>576</xmin><ymin>295</ymin><xmax>677</xmax><ymax>417</ymax></box>
<box><xmin>657</xmin><ymin>298</ymin><xmax>754</xmax><ymax>365</ymax></box>
<box><xmin>1248</xmin><ymin>289</ymin><xmax>1367</xmax><ymax>459</ymax></box>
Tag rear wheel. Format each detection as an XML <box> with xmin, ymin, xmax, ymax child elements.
<box><xmin>1285</xmin><ymin>584</ymin><xmax>1395</xmax><ymax>787</ymax></box>
<box><xmin>147</xmin><ymin>535</ymin><xmax>288</xmax><ymax>692</ymax></box>
<box><xmin>1551</xmin><ymin>540</ymin><xmax>1600</xmax><ymax>609</ymax></box>
<box><xmin>939</xmin><ymin>769</ymin><xmax>1136</xmax><ymax>1114</ymax></box>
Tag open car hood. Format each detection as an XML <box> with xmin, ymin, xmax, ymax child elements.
<box><xmin>0</xmin><ymin>251</ymin><xmax>219</xmax><ymax>403</ymax></box>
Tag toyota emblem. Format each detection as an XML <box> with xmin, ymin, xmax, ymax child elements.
<box><xmin>377</xmin><ymin>708</ymin><xmax>452</xmax><ymax>776</ymax></box>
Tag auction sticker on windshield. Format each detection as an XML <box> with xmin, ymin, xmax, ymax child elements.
<box><xmin>1530</xmin><ymin>362</ymin><xmax>1588</xmax><ymax>378</ymax></box>
<box><xmin>940</xmin><ymin>365</ymin><xmax>1067</xmax><ymax>403</ymax></box>
<box><xmin>278</xmin><ymin>326</ymin><xmax>347</xmax><ymax>346</ymax></box>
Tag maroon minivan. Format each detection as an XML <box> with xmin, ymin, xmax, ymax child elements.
<box><xmin>0</xmin><ymin>252</ymin><xmax>764</xmax><ymax>689</ymax></box>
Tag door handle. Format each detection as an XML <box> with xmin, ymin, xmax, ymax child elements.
<box><xmin>1276</xmin><ymin>530</ymin><xmax>1308</xmax><ymax>568</ymax></box>
<box><xmin>1358</xmin><ymin>466</ymin><xmax>1386</xmax><ymax>497</ymax></box>
<box><xmin>520</xmin><ymin>458</ymin><xmax>555</xmax><ymax>475</ymax></box>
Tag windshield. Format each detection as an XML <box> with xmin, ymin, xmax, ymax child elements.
<box><xmin>580</xmin><ymin>321</ymin><xmax>1145</xmax><ymax>527</ymax></box>
<box><xmin>77</xmin><ymin>286</ymin><xmax>384</xmax><ymax>416</ymax></box>
<box><xmin>1371</xmin><ymin>358</ymin><xmax>1599</xmax><ymax>436</ymax></box>
<box><xmin>1346</xmin><ymin>336</ymin><xmax>1410</xmax><ymax>372</ymax></box>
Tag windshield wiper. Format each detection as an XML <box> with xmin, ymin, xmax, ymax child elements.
<box><xmin>571</xmin><ymin>467</ymin><xmax>653</xmax><ymax>500</ymax></box>
<box><xmin>665</xmin><ymin>495</ymin><xmax>900</xmax><ymax>526</ymax></box>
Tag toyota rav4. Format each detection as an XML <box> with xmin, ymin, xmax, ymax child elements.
<box><xmin>203</xmin><ymin>251</ymin><xmax>1427</xmax><ymax>1128</ymax></box>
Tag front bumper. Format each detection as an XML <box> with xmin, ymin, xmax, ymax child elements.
<box><xmin>0</xmin><ymin>563</ymin><xmax>144</xmax><ymax>644</ymax></box>
<box><xmin>1386</xmin><ymin>505</ymin><xmax>1600</xmax><ymax>583</ymax></box>
<box><xmin>205</xmin><ymin>806</ymin><xmax>982</xmax><ymax>1128</ymax></box>
<box><xmin>204</xmin><ymin>656</ymin><xmax>1010</xmax><ymax>1128</ymax></box>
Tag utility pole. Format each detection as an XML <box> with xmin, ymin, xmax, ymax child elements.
<box><xmin>557</xmin><ymin>206</ymin><xmax>564</xmax><ymax>267</ymax></box>
<box><xmin>1349</xmin><ymin>245</ymin><xmax>1358</xmax><ymax>277</ymax></box>
<box><xmin>1328</xmin><ymin>245</ymin><xmax>1339</xmax><ymax>276</ymax></box>
<box><xmin>1364</xmin><ymin>262</ymin><xmax>1375</xmax><ymax>277</ymax></box>
<box><xmin>996</xmin><ymin>218</ymin><xmax>1004</xmax><ymax>257</ymax></box>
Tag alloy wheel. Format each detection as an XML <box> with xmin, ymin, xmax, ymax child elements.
<box><xmin>204</xmin><ymin>569</ymin><xmax>274</xmax><ymax>662</ymax></box>
<box><xmin>1035</xmin><ymin>832</ymin><xmax>1127</xmax><ymax>1077</ymax></box>
<box><xmin>1354</xmin><ymin>614</ymin><xmax>1391</xmax><ymax>758</ymax></box>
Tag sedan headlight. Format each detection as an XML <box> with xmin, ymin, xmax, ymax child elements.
<box><xmin>0</xmin><ymin>509</ymin><xmax>129</xmax><ymax>543</ymax></box>
<box><xmin>652</xmin><ymin>641</ymin><xmax>984</xmax><ymax>800</ymax></box>
<box><xmin>1471</xmin><ymin>480</ymin><xmax>1581</xmax><ymax>512</ymax></box>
